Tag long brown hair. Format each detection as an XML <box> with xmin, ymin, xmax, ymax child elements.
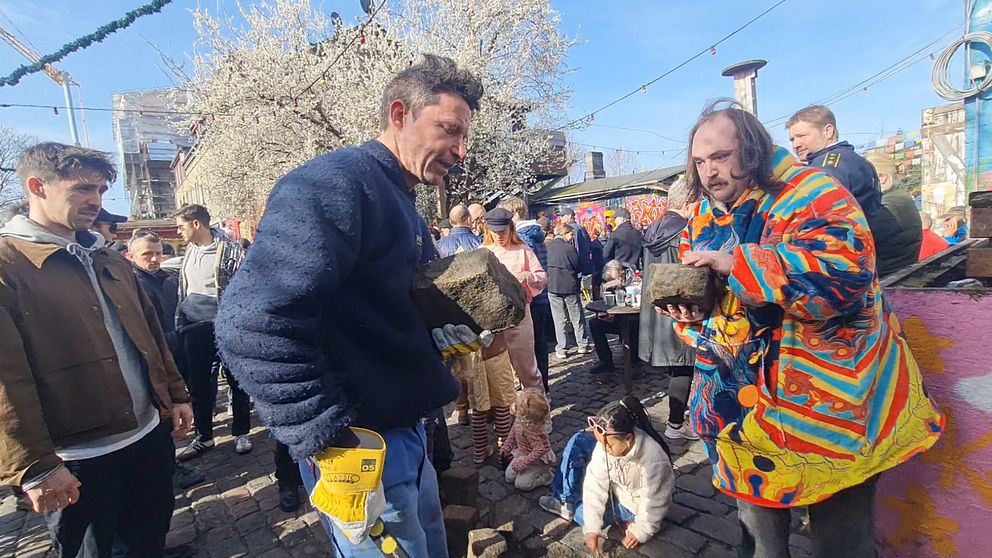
<box><xmin>482</xmin><ymin>225</ymin><xmax>524</xmax><ymax>246</ymax></box>
<box><xmin>684</xmin><ymin>99</ymin><xmax>781</xmax><ymax>202</ymax></box>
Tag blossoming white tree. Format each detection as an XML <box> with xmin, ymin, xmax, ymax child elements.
<box><xmin>0</xmin><ymin>125</ymin><xmax>32</xmax><ymax>225</ymax></box>
<box><xmin>179</xmin><ymin>0</ymin><xmax>575</xmax><ymax>220</ymax></box>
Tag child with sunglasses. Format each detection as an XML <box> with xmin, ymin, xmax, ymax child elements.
<box><xmin>539</xmin><ymin>396</ymin><xmax>674</xmax><ymax>552</ymax></box>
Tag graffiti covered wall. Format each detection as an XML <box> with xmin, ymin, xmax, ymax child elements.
<box><xmin>573</xmin><ymin>194</ymin><xmax>669</xmax><ymax>237</ymax></box>
<box><xmin>575</xmin><ymin>202</ymin><xmax>609</xmax><ymax>238</ymax></box>
<box><xmin>625</xmin><ymin>194</ymin><xmax>669</xmax><ymax>229</ymax></box>
<box><xmin>876</xmin><ymin>289</ymin><xmax>992</xmax><ymax>558</ymax></box>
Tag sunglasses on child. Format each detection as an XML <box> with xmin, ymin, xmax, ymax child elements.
<box><xmin>587</xmin><ymin>416</ymin><xmax>624</xmax><ymax>437</ymax></box>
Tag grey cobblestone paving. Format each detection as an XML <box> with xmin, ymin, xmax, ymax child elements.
<box><xmin>1</xmin><ymin>339</ymin><xmax>813</xmax><ymax>557</ymax></box>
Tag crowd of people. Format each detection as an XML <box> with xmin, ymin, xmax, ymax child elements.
<box><xmin>0</xmin><ymin>52</ymin><xmax>954</xmax><ymax>558</ymax></box>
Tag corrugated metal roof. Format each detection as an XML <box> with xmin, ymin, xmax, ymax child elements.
<box><xmin>533</xmin><ymin>164</ymin><xmax>684</xmax><ymax>204</ymax></box>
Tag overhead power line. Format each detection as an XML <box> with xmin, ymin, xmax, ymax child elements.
<box><xmin>762</xmin><ymin>25</ymin><xmax>962</xmax><ymax>128</ymax></box>
<box><xmin>559</xmin><ymin>0</ymin><xmax>787</xmax><ymax>131</ymax></box>
<box><xmin>294</xmin><ymin>0</ymin><xmax>388</xmax><ymax>99</ymax></box>
<box><xmin>588</xmin><ymin>123</ymin><xmax>687</xmax><ymax>144</ymax></box>
<box><xmin>0</xmin><ymin>102</ymin><xmax>216</xmax><ymax>116</ymax></box>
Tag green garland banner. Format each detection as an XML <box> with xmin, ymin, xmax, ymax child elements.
<box><xmin>0</xmin><ymin>0</ymin><xmax>174</xmax><ymax>87</ymax></box>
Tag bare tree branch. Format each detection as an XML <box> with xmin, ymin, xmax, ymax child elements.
<box><xmin>0</xmin><ymin>126</ymin><xmax>34</xmax><ymax>224</ymax></box>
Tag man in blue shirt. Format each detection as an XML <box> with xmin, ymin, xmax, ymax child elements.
<box><xmin>437</xmin><ymin>203</ymin><xmax>481</xmax><ymax>257</ymax></box>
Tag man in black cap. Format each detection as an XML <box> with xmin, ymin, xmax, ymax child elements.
<box><xmin>92</xmin><ymin>208</ymin><xmax>129</xmax><ymax>253</ymax></box>
<box><xmin>603</xmin><ymin>208</ymin><xmax>642</xmax><ymax>270</ymax></box>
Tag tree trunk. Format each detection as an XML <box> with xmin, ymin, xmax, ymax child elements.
<box><xmin>436</xmin><ymin>182</ymin><xmax>449</xmax><ymax>218</ymax></box>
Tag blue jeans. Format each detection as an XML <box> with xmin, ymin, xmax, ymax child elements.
<box><xmin>551</xmin><ymin>432</ymin><xmax>635</xmax><ymax>528</ymax></box>
<box><xmin>551</xmin><ymin>432</ymin><xmax>597</xmax><ymax>507</ymax></box>
<box><xmin>574</xmin><ymin>500</ymin><xmax>635</xmax><ymax>529</ymax></box>
<box><xmin>299</xmin><ymin>424</ymin><xmax>448</xmax><ymax>558</ymax></box>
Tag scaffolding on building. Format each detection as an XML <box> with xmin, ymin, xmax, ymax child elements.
<box><xmin>111</xmin><ymin>88</ymin><xmax>191</xmax><ymax>219</ymax></box>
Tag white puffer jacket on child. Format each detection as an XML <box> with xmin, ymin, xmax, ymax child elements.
<box><xmin>581</xmin><ymin>428</ymin><xmax>674</xmax><ymax>543</ymax></box>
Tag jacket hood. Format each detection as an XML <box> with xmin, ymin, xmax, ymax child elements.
<box><xmin>0</xmin><ymin>215</ymin><xmax>105</xmax><ymax>249</ymax></box>
<box><xmin>643</xmin><ymin>211</ymin><xmax>687</xmax><ymax>257</ymax></box>
<box><xmin>517</xmin><ymin>221</ymin><xmax>545</xmax><ymax>243</ymax></box>
<box><xmin>160</xmin><ymin>256</ymin><xmax>183</xmax><ymax>273</ymax></box>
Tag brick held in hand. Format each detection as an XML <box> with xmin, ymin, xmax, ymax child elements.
<box><xmin>646</xmin><ymin>263</ymin><xmax>720</xmax><ymax>314</ymax></box>
<box><xmin>412</xmin><ymin>249</ymin><xmax>527</xmax><ymax>333</ymax></box>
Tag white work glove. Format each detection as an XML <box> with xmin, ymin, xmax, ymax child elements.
<box><xmin>431</xmin><ymin>324</ymin><xmax>493</xmax><ymax>360</ymax></box>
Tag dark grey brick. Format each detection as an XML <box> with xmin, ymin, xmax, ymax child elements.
<box><xmin>674</xmin><ymin>491</ymin><xmax>731</xmax><ymax>516</ymax></box>
<box><xmin>689</xmin><ymin>514</ymin><xmax>741</xmax><ymax>547</ymax></box>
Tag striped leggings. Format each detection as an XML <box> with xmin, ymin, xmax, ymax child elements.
<box><xmin>471</xmin><ymin>407</ymin><xmax>513</xmax><ymax>464</ymax></box>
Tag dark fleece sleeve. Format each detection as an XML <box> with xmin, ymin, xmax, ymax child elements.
<box><xmin>215</xmin><ymin>162</ymin><xmax>362</xmax><ymax>460</ymax></box>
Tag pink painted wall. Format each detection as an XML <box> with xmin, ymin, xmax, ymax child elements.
<box><xmin>876</xmin><ymin>289</ymin><xmax>992</xmax><ymax>558</ymax></box>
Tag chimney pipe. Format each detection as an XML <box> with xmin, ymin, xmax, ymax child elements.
<box><xmin>585</xmin><ymin>151</ymin><xmax>605</xmax><ymax>180</ymax></box>
<box><xmin>721</xmin><ymin>59</ymin><xmax>767</xmax><ymax>116</ymax></box>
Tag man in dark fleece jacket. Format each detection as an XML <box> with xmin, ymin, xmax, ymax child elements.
<box><xmin>603</xmin><ymin>208</ymin><xmax>643</xmax><ymax>269</ymax></box>
<box><xmin>215</xmin><ymin>55</ymin><xmax>484</xmax><ymax>558</ymax></box>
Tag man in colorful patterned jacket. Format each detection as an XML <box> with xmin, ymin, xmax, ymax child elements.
<box><xmin>660</xmin><ymin>101</ymin><xmax>943</xmax><ymax>558</ymax></box>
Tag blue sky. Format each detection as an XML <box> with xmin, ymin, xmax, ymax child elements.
<box><xmin>0</xmin><ymin>0</ymin><xmax>964</xmax><ymax>214</ymax></box>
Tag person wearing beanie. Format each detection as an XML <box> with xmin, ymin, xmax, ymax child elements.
<box><xmin>865</xmin><ymin>155</ymin><xmax>922</xmax><ymax>277</ymax></box>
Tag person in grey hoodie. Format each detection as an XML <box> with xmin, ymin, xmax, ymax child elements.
<box><xmin>0</xmin><ymin>142</ymin><xmax>192</xmax><ymax>557</ymax></box>
<box><xmin>638</xmin><ymin>179</ymin><xmax>698</xmax><ymax>440</ymax></box>
<box><xmin>172</xmin><ymin>203</ymin><xmax>251</xmax><ymax>461</ymax></box>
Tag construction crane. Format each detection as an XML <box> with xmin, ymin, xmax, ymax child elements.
<box><xmin>0</xmin><ymin>25</ymin><xmax>83</xmax><ymax>146</ymax></box>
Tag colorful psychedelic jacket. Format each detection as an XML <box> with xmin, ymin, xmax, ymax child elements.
<box><xmin>675</xmin><ymin>146</ymin><xmax>943</xmax><ymax>508</ymax></box>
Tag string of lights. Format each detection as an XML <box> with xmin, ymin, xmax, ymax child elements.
<box><xmin>294</xmin><ymin>0</ymin><xmax>388</xmax><ymax>100</ymax></box>
<box><xmin>0</xmin><ymin>1</ymin><xmax>386</xmax><ymax>118</ymax></box>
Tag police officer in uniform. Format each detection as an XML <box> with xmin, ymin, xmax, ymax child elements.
<box><xmin>787</xmin><ymin>105</ymin><xmax>881</xmax><ymax>221</ymax></box>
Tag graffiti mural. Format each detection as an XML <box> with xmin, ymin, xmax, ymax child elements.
<box><xmin>625</xmin><ymin>194</ymin><xmax>669</xmax><ymax>229</ymax></box>
<box><xmin>564</xmin><ymin>193</ymin><xmax>671</xmax><ymax>237</ymax></box>
<box><xmin>876</xmin><ymin>289</ymin><xmax>992</xmax><ymax>558</ymax></box>
<box><xmin>575</xmin><ymin>202</ymin><xmax>611</xmax><ymax>238</ymax></box>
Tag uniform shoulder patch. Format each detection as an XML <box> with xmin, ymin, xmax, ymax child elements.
<box><xmin>823</xmin><ymin>151</ymin><xmax>841</xmax><ymax>168</ymax></box>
